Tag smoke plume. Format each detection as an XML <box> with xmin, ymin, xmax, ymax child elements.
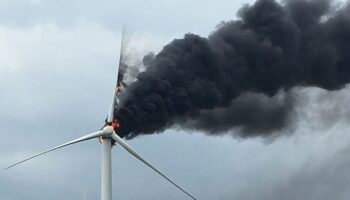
<box><xmin>115</xmin><ymin>0</ymin><xmax>350</xmax><ymax>139</ymax></box>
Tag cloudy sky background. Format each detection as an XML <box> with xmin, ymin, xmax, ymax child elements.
<box><xmin>1</xmin><ymin>0</ymin><xmax>350</xmax><ymax>199</ymax></box>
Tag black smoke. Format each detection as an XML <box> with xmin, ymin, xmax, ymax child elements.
<box><xmin>115</xmin><ymin>0</ymin><xmax>350</xmax><ymax>138</ymax></box>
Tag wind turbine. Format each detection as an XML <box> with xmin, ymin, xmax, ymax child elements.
<box><xmin>4</xmin><ymin>29</ymin><xmax>198</xmax><ymax>200</ymax></box>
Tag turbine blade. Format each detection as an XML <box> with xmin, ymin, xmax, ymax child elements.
<box><xmin>111</xmin><ymin>133</ymin><xmax>198</xmax><ymax>200</ymax></box>
<box><xmin>107</xmin><ymin>89</ymin><xmax>118</xmax><ymax>123</ymax></box>
<box><xmin>4</xmin><ymin>130</ymin><xmax>106</xmax><ymax>170</ymax></box>
<box><xmin>107</xmin><ymin>26</ymin><xmax>126</xmax><ymax>124</ymax></box>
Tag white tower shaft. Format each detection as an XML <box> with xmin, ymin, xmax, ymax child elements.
<box><xmin>101</xmin><ymin>137</ymin><xmax>112</xmax><ymax>200</ymax></box>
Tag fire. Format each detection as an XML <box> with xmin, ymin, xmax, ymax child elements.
<box><xmin>112</xmin><ymin>118</ymin><xmax>120</xmax><ymax>130</ymax></box>
<box><xmin>116</xmin><ymin>86</ymin><xmax>121</xmax><ymax>93</ymax></box>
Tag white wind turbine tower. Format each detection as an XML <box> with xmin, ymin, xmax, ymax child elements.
<box><xmin>4</xmin><ymin>30</ymin><xmax>198</xmax><ymax>200</ymax></box>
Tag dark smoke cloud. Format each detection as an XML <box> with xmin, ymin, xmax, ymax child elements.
<box><xmin>181</xmin><ymin>91</ymin><xmax>297</xmax><ymax>138</ymax></box>
<box><xmin>115</xmin><ymin>0</ymin><xmax>350</xmax><ymax>138</ymax></box>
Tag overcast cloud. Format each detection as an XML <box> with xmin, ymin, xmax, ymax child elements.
<box><xmin>1</xmin><ymin>0</ymin><xmax>350</xmax><ymax>200</ymax></box>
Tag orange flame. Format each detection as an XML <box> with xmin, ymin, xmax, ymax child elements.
<box><xmin>112</xmin><ymin>118</ymin><xmax>120</xmax><ymax>130</ymax></box>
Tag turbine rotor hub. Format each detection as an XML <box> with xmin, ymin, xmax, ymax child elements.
<box><xmin>103</xmin><ymin>126</ymin><xmax>114</xmax><ymax>135</ymax></box>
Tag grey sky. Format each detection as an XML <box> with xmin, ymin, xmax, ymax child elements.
<box><xmin>1</xmin><ymin>0</ymin><xmax>350</xmax><ymax>200</ymax></box>
<box><xmin>0</xmin><ymin>0</ymin><xmax>250</xmax><ymax>35</ymax></box>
